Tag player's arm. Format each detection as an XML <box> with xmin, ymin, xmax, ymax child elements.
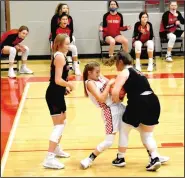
<box><xmin>87</xmin><ymin>79</ymin><xmax>115</xmax><ymax>103</ymax></box>
<box><xmin>54</xmin><ymin>55</ymin><xmax>73</xmax><ymax>90</ymax></box>
<box><xmin>112</xmin><ymin>69</ymin><xmax>129</xmax><ymax>103</ymax></box>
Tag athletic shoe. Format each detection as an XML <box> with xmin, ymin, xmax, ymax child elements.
<box><xmin>112</xmin><ymin>154</ymin><xmax>126</xmax><ymax>167</ymax></box>
<box><xmin>146</xmin><ymin>157</ymin><xmax>161</xmax><ymax>171</ymax></box>
<box><xmin>80</xmin><ymin>157</ymin><xmax>93</xmax><ymax>169</ymax></box>
<box><xmin>43</xmin><ymin>156</ymin><xmax>65</xmax><ymax>169</ymax></box>
<box><xmin>19</xmin><ymin>65</ymin><xmax>33</xmax><ymax>74</ymax></box>
<box><xmin>54</xmin><ymin>145</ymin><xmax>70</xmax><ymax>158</ymax></box>
<box><xmin>8</xmin><ymin>68</ymin><xmax>16</xmax><ymax>78</ymax></box>
<box><xmin>165</xmin><ymin>55</ymin><xmax>173</xmax><ymax>62</ymax></box>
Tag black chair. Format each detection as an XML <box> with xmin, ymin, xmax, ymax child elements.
<box><xmin>1</xmin><ymin>52</ymin><xmax>20</xmax><ymax>72</ymax></box>
<box><xmin>99</xmin><ymin>22</ymin><xmax>122</xmax><ymax>60</ymax></box>
<box><xmin>130</xmin><ymin>38</ymin><xmax>157</xmax><ymax>70</ymax></box>
<box><xmin>160</xmin><ymin>36</ymin><xmax>183</xmax><ymax>59</ymax></box>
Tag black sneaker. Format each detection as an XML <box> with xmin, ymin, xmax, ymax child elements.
<box><xmin>112</xmin><ymin>154</ymin><xmax>126</xmax><ymax>167</ymax></box>
<box><xmin>146</xmin><ymin>157</ymin><xmax>161</xmax><ymax>171</ymax></box>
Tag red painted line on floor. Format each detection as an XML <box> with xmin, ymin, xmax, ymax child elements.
<box><xmin>161</xmin><ymin>143</ymin><xmax>184</xmax><ymax>147</ymax></box>
<box><xmin>9</xmin><ymin>143</ymin><xmax>184</xmax><ymax>153</ymax></box>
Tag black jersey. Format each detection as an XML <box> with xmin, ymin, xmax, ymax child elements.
<box><xmin>123</xmin><ymin>67</ymin><xmax>153</xmax><ymax>100</ymax></box>
<box><xmin>49</xmin><ymin>52</ymin><xmax>69</xmax><ymax>89</ymax></box>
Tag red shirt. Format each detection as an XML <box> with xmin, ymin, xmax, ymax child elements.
<box><xmin>160</xmin><ymin>11</ymin><xmax>184</xmax><ymax>33</ymax></box>
<box><xmin>1</xmin><ymin>29</ymin><xmax>23</xmax><ymax>50</ymax></box>
<box><xmin>103</xmin><ymin>12</ymin><xmax>128</xmax><ymax>38</ymax></box>
<box><xmin>54</xmin><ymin>26</ymin><xmax>72</xmax><ymax>42</ymax></box>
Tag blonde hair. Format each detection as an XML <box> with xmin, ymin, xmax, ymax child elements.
<box><xmin>55</xmin><ymin>3</ymin><xmax>69</xmax><ymax>15</ymax></box>
<box><xmin>53</xmin><ymin>34</ymin><xmax>69</xmax><ymax>53</ymax></box>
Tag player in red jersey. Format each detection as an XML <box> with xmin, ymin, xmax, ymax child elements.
<box><xmin>1</xmin><ymin>26</ymin><xmax>33</xmax><ymax>78</ymax></box>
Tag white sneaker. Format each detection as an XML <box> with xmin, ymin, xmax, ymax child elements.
<box><xmin>80</xmin><ymin>157</ymin><xmax>93</xmax><ymax>169</ymax></box>
<box><xmin>165</xmin><ymin>55</ymin><xmax>173</xmax><ymax>62</ymax></box>
<box><xmin>54</xmin><ymin>145</ymin><xmax>70</xmax><ymax>158</ymax></box>
<box><xmin>159</xmin><ymin>156</ymin><xmax>170</xmax><ymax>164</ymax></box>
<box><xmin>73</xmin><ymin>62</ymin><xmax>81</xmax><ymax>76</ymax></box>
<box><xmin>43</xmin><ymin>156</ymin><xmax>65</xmax><ymax>169</ymax></box>
<box><xmin>19</xmin><ymin>65</ymin><xmax>33</xmax><ymax>74</ymax></box>
<box><xmin>8</xmin><ymin>68</ymin><xmax>16</xmax><ymax>78</ymax></box>
<box><xmin>147</xmin><ymin>155</ymin><xmax>170</xmax><ymax>166</ymax></box>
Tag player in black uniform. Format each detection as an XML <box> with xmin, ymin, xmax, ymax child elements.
<box><xmin>0</xmin><ymin>26</ymin><xmax>33</xmax><ymax>78</ymax></box>
<box><xmin>43</xmin><ymin>34</ymin><xmax>74</xmax><ymax>169</ymax></box>
<box><xmin>110</xmin><ymin>51</ymin><xmax>169</xmax><ymax>171</ymax></box>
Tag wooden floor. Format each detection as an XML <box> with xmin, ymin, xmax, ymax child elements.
<box><xmin>1</xmin><ymin>57</ymin><xmax>184</xmax><ymax>177</ymax></box>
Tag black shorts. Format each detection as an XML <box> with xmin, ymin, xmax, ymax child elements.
<box><xmin>45</xmin><ymin>84</ymin><xmax>66</xmax><ymax>116</ymax></box>
<box><xmin>159</xmin><ymin>29</ymin><xmax>184</xmax><ymax>39</ymax></box>
<box><xmin>122</xmin><ymin>93</ymin><xmax>160</xmax><ymax>128</ymax></box>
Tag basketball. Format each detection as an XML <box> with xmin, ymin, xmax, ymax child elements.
<box><xmin>109</xmin><ymin>84</ymin><xmax>126</xmax><ymax>100</ymax></box>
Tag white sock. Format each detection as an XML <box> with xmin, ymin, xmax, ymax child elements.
<box><xmin>47</xmin><ymin>152</ymin><xmax>56</xmax><ymax>158</ymax></box>
<box><xmin>109</xmin><ymin>54</ymin><xmax>113</xmax><ymax>58</ymax></box>
<box><xmin>148</xmin><ymin>58</ymin><xmax>153</xmax><ymax>64</ymax></box>
<box><xmin>118</xmin><ymin>152</ymin><xmax>125</xmax><ymax>159</ymax></box>
<box><xmin>167</xmin><ymin>51</ymin><xmax>171</xmax><ymax>56</ymax></box>
<box><xmin>21</xmin><ymin>64</ymin><xmax>26</xmax><ymax>68</ymax></box>
<box><xmin>151</xmin><ymin>150</ymin><xmax>159</xmax><ymax>159</ymax></box>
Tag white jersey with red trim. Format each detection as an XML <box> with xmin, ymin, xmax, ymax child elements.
<box><xmin>85</xmin><ymin>76</ymin><xmax>113</xmax><ymax>108</ymax></box>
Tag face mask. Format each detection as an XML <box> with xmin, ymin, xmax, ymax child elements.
<box><xmin>109</xmin><ymin>8</ymin><xmax>117</xmax><ymax>12</ymax></box>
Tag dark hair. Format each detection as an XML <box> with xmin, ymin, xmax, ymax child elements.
<box><xmin>59</xmin><ymin>12</ymin><xmax>69</xmax><ymax>20</ymax></box>
<box><xmin>108</xmin><ymin>0</ymin><xmax>119</xmax><ymax>8</ymax></box>
<box><xmin>114</xmin><ymin>51</ymin><xmax>132</xmax><ymax>65</ymax></box>
<box><xmin>18</xmin><ymin>26</ymin><xmax>29</xmax><ymax>32</ymax></box>
<box><xmin>139</xmin><ymin>11</ymin><xmax>149</xmax><ymax>21</ymax></box>
<box><xmin>83</xmin><ymin>62</ymin><xmax>100</xmax><ymax>97</ymax></box>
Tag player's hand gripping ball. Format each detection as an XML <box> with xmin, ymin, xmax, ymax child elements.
<box><xmin>109</xmin><ymin>84</ymin><xmax>126</xmax><ymax>101</ymax></box>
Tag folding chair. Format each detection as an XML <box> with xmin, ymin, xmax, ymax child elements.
<box><xmin>130</xmin><ymin>38</ymin><xmax>157</xmax><ymax>71</ymax></box>
<box><xmin>160</xmin><ymin>36</ymin><xmax>183</xmax><ymax>59</ymax></box>
<box><xmin>99</xmin><ymin>22</ymin><xmax>122</xmax><ymax>60</ymax></box>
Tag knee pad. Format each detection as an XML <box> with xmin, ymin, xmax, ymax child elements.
<box><xmin>9</xmin><ymin>47</ymin><xmax>17</xmax><ymax>63</ymax></box>
<box><xmin>140</xmin><ymin>132</ymin><xmax>157</xmax><ymax>150</ymax></box>
<box><xmin>147</xmin><ymin>40</ymin><xmax>154</xmax><ymax>52</ymax></box>
<box><xmin>49</xmin><ymin>124</ymin><xmax>64</xmax><ymax>143</ymax></box>
<box><xmin>135</xmin><ymin>41</ymin><xmax>142</xmax><ymax>53</ymax></box>
<box><xmin>69</xmin><ymin>44</ymin><xmax>78</xmax><ymax>57</ymax></box>
<box><xmin>167</xmin><ymin>33</ymin><xmax>176</xmax><ymax>48</ymax></box>
<box><xmin>96</xmin><ymin>134</ymin><xmax>115</xmax><ymax>152</ymax></box>
<box><xmin>119</xmin><ymin>121</ymin><xmax>132</xmax><ymax>147</ymax></box>
<box><xmin>22</xmin><ymin>46</ymin><xmax>29</xmax><ymax>60</ymax></box>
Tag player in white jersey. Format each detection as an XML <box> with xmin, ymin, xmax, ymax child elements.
<box><xmin>80</xmin><ymin>61</ymin><xmax>127</xmax><ymax>169</ymax></box>
<box><xmin>80</xmin><ymin>61</ymin><xmax>169</xmax><ymax>170</ymax></box>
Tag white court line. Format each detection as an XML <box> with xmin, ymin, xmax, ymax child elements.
<box><xmin>1</xmin><ymin>83</ymin><xmax>30</xmax><ymax>177</ymax></box>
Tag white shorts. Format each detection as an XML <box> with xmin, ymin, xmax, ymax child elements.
<box><xmin>101</xmin><ymin>103</ymin><xmax>125</xmax><ymax>134</ymax></box>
